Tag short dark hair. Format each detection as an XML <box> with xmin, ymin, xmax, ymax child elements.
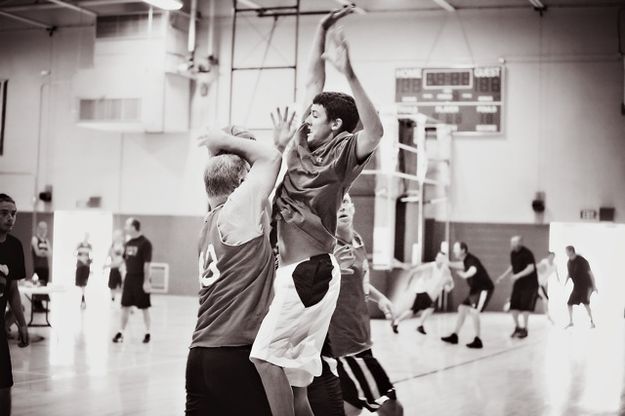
<box><xmin>0</xmin><ymin>194</ymin><xmax>15</xmax><ymax>204</ymax></box>
<box><xmin>459</xmin><ymin>241</ymin><xmax>468</xmax><ymax>253</ymax></box>
<box><xmin>312</xmin><ymin>92</ymin><xmax>359</xmax><ymax>134</ymax></box>
<box><xmin>131</xmin><ymin>218</ymin><xmax>141</xmax><ymax>231</ymax></box>
<box><xmin>565</xmin><ymin>245</ymin><xmax>575</xmax><ymax>253</ymax></box>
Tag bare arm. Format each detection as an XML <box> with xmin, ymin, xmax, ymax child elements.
<box><xmin>31</xmin><ymin>237</ymin><xmax>46</xmax><ymax>257</ymax></box>
<box><xmin>368</xmin><ymin>283</ymin><xmax>394</xmax><ymax>319</ymax></box>
<box><xmin>511</xmin><ymin>264</ymin><xmax>535</xmax><ymax>281</ymax></box>
<box><xmin>7</xmin><ymin>279</ymin><xmax>29</xmax><ymax>346</ymax></box>
<box><xmin>588</xmin><ymin>270</ymin><xmax>598</xmax><ymax>292</ymax></box>
<box><xmin>496</xmin><ymin>266</ymin><xmax>512</xmax><ymax>284</ymax></box>
<box><xmin>448</xmin><ymin>261</ymin><xmax>464</xmax><ymax>271</ymax></box>
<box><xmin>323</xmin><ymin>28</ymin><xmax>384</xmax><ymax>161</ymax></box>
<box><xmin>457</xmin><ymin>266</ymin><xmax>477</xmax><ymax>280</ymax></box>
<box><xmin>302</xmin><ymin>7</ymin><xmax>354</xmax><ymax>113</ymax></box>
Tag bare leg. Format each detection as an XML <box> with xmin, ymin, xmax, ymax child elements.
<box><xmin>121</xmin><ymin>306</ymin><xmax>131</xmax><ymax>331</ymax></box>
<box><xmin>344</xmin><ymin>401</ymin><xmax>362</xmax><ymax>416</ymax></box>
<box><xmin>511</xmin><ymin>310</ymin><xmax>520</xmax><ymax>328</ymax></box>
<box><xmin>293</xmin><ymin>386</ymin><xmax>313</xmax><ymax>416</ymax></box>
<box><xmin>142</xmin><ymin>309</ymin><xmax>151</xmax><ymax>333</ymax></box>
<box><xmin>583</xmin><ymin>304</ymin><xmax>595</xmax><ymax>326</ymax></box>
<box><xmin>396</xmin><ymin>310</ymin><xmax>414</xmax><ymax>323</ymax></box>
<box><xmin>454</xmin><ymin>306</ymin><xmax>468</xmax><ymax>334</ymax></box>
<box><xmin>522</xmin><ymin>312</ymin><xmax>529</xmax><ymax>329</ymax></box>
<box><xmin>0</xmin><ymin>387</ymin><xmax>11</xmax><ymax>416</ymax></box>
<box><xmin>252</xmin><ymin>359</ymin><xmax>294</xmax><ymax>416</ymax></box>
<box><xmin>419</xmin><ymin>308</ymin><xmax>435</xmax><ymax>326</ymax></box>
<box><xmin>567</xmin><ymin>305</ymin><xmax>574</xmax><ymax>327</ymax></box>
<box><xmin>469</xmin><ymin>309</ymin><xmax>481</xmax><ymax>338</ymax></box>
<box><xmin>378</xmin><ymin>399</ymin><xmax>404</xmax><ymax>416</ymax></box>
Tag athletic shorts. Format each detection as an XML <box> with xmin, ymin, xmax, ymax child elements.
<box><xmin>75</xmin><ymin>265</ymin><xmax>90</xmax><ymax>287</ymax></box>
<box><xmin>337</xmin><ymin>349</ymin><xmax>396</xmax><ymax>412</ymax></box>
<box><xmin>250</xmin><ymin>253</ymin><xmax>341</xmax><ymax>387</ymax></box>
<box><xmin>185</xmin><ymin>346</ymin><xmax>271</xmax><ymax>416</ymax></box>
<box><xmin>462</xmin><ymin>289</ymin><xmax>493</xmax><ymax>312</ymax></box>
<box><xmin>308</xmin><ymin>356</ymin><xmax>345</xmax><ymax>416</ymax></box>
<box><xmin>121</xmin><ymin>274</ymin><xmax>151</xmax><ymax>309</ymax></box>
<box><xmin>538</xmin><ymin>285</ymin><xmax>549</xmax><ymax>300</ymax></box>
<box><xmin>568</xmin><ymin>286</ymin><xmax>592</xmax><ymax>306</ymax></box>
<box><xmin>510</xmin><ymin>283</ymin><xmax>538</xmax><ymax>312</ymax></box>
<box><xmin>108</xmin><ymin>268</ymin><xmax>122</xmax><ymax>290</ymax></box>
<box><xmin>411</xmin><ymin>292</ymin><xmax>434</xmax><ymax>313</ymax></box>
<box><xmin>0</xmin><ymin>334</ymin><xmax>12</xmax><ymax>389</ymax></box>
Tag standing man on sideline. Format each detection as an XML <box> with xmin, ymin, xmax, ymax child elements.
<box><xmin>0</xmin><ymin>194</ymin><xmax>30</xmax><ymax>416</ymax></box>
<box><xmin>496</xmin><ymin>236</ymin><xmax>539</xmax><ymax>339</ymax></box>
<box><xmin>31</xmin><ymin>221</ymin><xmax>51</xmax><ymax>312</ymax></box>
<box><xmin>564</xmin><ymin>245</ymin><xmax>597</xmax><ymax>329</ymax></box>
<box><xmin>441</xmin><ymin>242</ymin><xmax>494</xmax><ymax>349</ymax></box>
<box><xmin>112</xmin><ymin>218</ymin><xmax>152</xmax><ymax>343</ymax></box>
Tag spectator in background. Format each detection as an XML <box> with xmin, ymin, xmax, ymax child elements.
<box><xmin>564</xmin><ymin>246</ymin><xmax>597</xmax><ymax>329</ymax></box>
<box><xmin>105</xmin><ymin>230</ymin><xmax>125</xmax><ymax>302</ymax></box>
<box><xmin>31</xmin><ymin>221</ymin><xmax>51</xmax><ymax>312</ymax></box>
<box><xmin>75</xmin><ymin>233</ymin><xmax>92</xmax><ymax>309</ymax></box>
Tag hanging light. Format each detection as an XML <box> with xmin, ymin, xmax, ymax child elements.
<box><xmin>142</xmin><ymin>0</ymin><xmax>182</xmax><ymax>11</ymax></box>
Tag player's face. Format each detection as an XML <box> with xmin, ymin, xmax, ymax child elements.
<box><xmin>305</xmin><ymin>104</ymin><xmax>335</xmax><ymax>146</ymax></box>
<box><xmin>337</xmin><ymin>196</ymin><xmax>355</xmax><ymax>230</ymax></box>
<box><xmin>37</xmin><ymin>222</ymin><xmax>47</xmax><ymax>237</ymax></box>
<box><xmin>452</xmin><ymin>242</ymin><xmax>462</xmax><ymax>259</ymax></box>
<box><xmin>124</xmin><ymin>219</ymin><xmax>134</xmax><ymax>235</ymax></box>
<box><xmin>0</xmin><ymin>201</ymin><xmax>17</xmax><ymax>234</ymax></box>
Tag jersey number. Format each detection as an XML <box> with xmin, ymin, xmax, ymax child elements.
<box><xmin>199</xmin><ymin>244</ymin><xmax>221</xmax><ymax>287</ymax></box>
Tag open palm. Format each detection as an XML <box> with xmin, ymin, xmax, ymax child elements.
<box><xmin>322</xmin><ymin>27</ymin><xmax>351</xmax><ymax>75</ymax></box>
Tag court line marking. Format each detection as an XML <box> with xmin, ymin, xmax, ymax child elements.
<box><xmin>392</xmin><ymin>337</ymin><xmax>544</xmax><ymax>385</ymax></box>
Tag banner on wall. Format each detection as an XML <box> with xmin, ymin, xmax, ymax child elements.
<box><xmin>0</xmin><ymin>79</ymin><xmax>7</xmax><ymax>155</ymax></box>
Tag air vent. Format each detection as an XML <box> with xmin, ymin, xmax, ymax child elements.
<box><xmin>78</xmin><ymin>98</ymin><xmax>140</xmax><ymax>122</ymax></box>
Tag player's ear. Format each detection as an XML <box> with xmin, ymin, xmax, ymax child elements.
<box><xmin>331</xmin><ymin>118</ymin><xmax>343</xmax><ymax>131</ymax></box>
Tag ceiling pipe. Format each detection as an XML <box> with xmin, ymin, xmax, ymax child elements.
<box><xmin>47</xmin><ymin>0</ymin><xmax>97</xmax><ymax>17</ymax></box>
<box><xmin>0</xmin><ymin>10</ymin><xmax>53</xmax><ymax>28</ymax></box>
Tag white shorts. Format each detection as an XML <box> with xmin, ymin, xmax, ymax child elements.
<box><xmin>250</xmin><ymin>253</ymin><xmax>341</xmax><ymax>387</ymax></box>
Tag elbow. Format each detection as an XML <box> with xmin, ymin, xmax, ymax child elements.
<box><xmin>372</xmin><ymin>122</ymin><xmax>384</xmax><ymax>141</ymax></box>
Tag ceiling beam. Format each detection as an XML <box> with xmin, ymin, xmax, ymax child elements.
<box><xmin>430</xmin><ymin>0</ymin><xmax>455</xmax><ymax>12</ymax></box>
<box><xmin>0</xmin><ymin>9</ymin><xmax>53</xmax><ymax>28</ymax></box>
<box><xmin>47</xmin><ymin>0</ymin><xmax>97</xmax><ymax>17</ymax></box>
<box><xmin>1</xmin><ymin>0</ymin><xmax>134</xmax><ymax>12</ymax></box>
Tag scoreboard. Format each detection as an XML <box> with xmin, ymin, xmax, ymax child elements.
<box><xmin>395</xmin><ymin>66</ymin><xmax>504</xmax><ymax>135</ymax></box>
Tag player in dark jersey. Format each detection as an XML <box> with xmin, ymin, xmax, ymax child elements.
<box><xmin>309</xmin><ymin>194</ymin><xmax>403</xmax><ymax>416</ymax></box>
<box><xmin>112</xmin><ymin>218</ymin><xmax>153</xmax><ymax>343</ymax></box>
<box><xmin>0</xmin><ymin>194</ymin><xmax>30</xmax><ymax>416</ymax></box>
<box><xmin>75</xmin><ymin>233</ymin><xmax>92</xmax><ymax>309</ymax></box>
<box><xmin>496</xmin><ymin>236</ymin><xmax>539</xmax><ymax>339</ymax></box>
<box><xmin>251</xmin><ymin>7</ymin><xmax>384</xmax><ymax>414</ymax></box>
<box><xmin>104</xmin><ymin>229</ymin><xmax>125</xmax><ymax>302</ymax></box>
<box><xmin>441</xmin><ymin>242</ymin><xmax>494</xmax><ymax>349</ymax></box>
<box><xmin>30</xmin><ymin>221</ymin><xmax>51</xmax><ymax>312</ymax></box>
<box><xmin>187</xmin><ymin>126</ymin><xmax>281</xmax><ymax>415</ymax></box>
<box><xmin>564</xmin><ymin>245</ymin><xmax>597</xmax><ymax>329</ymax></box>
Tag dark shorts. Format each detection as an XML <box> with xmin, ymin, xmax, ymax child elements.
<box><xmin>121</xmin><ymin>274</ymin><xmax>151</xmax><ymax>309</ymax></box>
<box><xmin>108</xmin><ymin>268</ymin><xmax>122</xmax><ymax>290</ymax></box>
<box><xmin>462</xmin><ymin>289</ymin><xmax>493</xmax><ymax>312</ymax></box>
<box><xmin>510</xmin><ymin>283</ymin><xmax>538</xmax><ymax>311</ymax></box>
<box><xmin>185</xmin><ymin>346</ymin><xmax>271</xmax><ymax>416</ymax></box>
<box><xmin>0</xmin><ymin>334</ymin><xmax>12</xmax><ymax>389</ymax></box>
<box><xmin>337</xmin><ymin>349</ymin><xmax>396</xmax><ymax>412</ymax></box>
<box><xmin>75</xmin><ymin>265</ymin><xmax>90</xmax><ymax>287</ymax></box>
<box><xmin>538</xmin><ymin>285</ymin><xmax>549</xmax><ymax>300</ymax></box>
<box><xmin>411</xmin><ymin>292</ymin><xmax>434</xmax><ymax>313</ymax></box>
<box><xmin>308</xmin><ymin>356</ymin><xmax>345</xmax><ymax>416</ymax></box>
<box><xmin>568</xmin><ymin>286</ymin><xmax>592</xmax><ymax>305</ymax></box>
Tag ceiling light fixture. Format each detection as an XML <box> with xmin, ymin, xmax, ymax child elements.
<box><xmin>142</xmin><ymin>0</ymin><xmax>182</xmax><ymax>11</ymax></box>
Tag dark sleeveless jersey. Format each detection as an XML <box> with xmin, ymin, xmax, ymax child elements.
<box><xmin>76</xmin><ymin>242</ymin><xmax>92</xmax><ymax>266</ymax></box>
<box><xmin>32</xmin><ymin>236</ymin><xmax>50</xmax><ymax>269</ymax></box>
<box><xmin>328</xmin><ymin>232</ymin><xmax>372</xmax><ymax>357</ymax></box>
<box><xmin>190</xmin><ymin>205</ymin><xmax>275</xmax><ymax>348</ymax></box>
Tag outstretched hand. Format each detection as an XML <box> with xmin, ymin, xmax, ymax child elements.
<box><xmin>321</xmin><ymin>27</ymin><xmax>352</xmax><ymax>76</ymax></box>
<box><xmin>196</xmin><ymin>129</ymin><xmax>226</xmax><ymax>157</ymax></box>
<box><xmin>271</xmin><ymin>107</ymin><xmax>297</xmax><ymax>151</ymax></box>
<box><xmin>320</xmin><ymin>7</ymin><xmax>354</xmax><ymax>30</ymax></box>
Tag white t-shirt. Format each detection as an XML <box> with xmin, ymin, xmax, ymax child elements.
<box><xmin>537</xmin><ymin>258</ymin><xmax>556</xmax><ymax>286</ymax></box>
<box><xmin>411</xmin><ymin>262</ymin><xmax>453</xmax><ymax>301</ymax></box>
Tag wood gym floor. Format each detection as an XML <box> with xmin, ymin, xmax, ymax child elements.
<box><xmin>8</xmin><ymin>288</ymin><xmax>625</xmax><ymax>416</ymax></box>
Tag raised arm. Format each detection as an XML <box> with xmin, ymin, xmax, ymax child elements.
<box><xmin>323</xmin><ymin>28</ymin><xmax>384</xmax><ymax>161</ymax></box>
<box><xmin>302</xmin><ymin>7</ymin><xmax>354</xmax><ymax>113</ymax></box>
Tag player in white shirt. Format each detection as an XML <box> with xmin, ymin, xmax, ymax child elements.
<box><xmin>536</xmin><ymin>251</ymin><xmax>559</xmax><ymax>323</ymax></box>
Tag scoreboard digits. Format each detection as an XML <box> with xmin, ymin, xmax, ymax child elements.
<box><xmin>395</xmin><ymin>66</ymin><xmax>504</xmax><ymax>135</ymax></box>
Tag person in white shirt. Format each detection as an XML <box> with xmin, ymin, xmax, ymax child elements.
<box><xmin>536</xmin><ymin>251</ymin><xmax>559</xmax><ymax>323</ymax></box>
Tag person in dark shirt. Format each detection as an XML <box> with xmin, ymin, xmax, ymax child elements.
<box><xmin>75</xmin><ymin>233</ymin><xmax>92</xmax><ymax>309</ymax></box>
<box><xmin>31</xmin><ymin>221</ymin><xmax>51</xmax><ymax>312</ymax></box>
<box><xmin>112</xmin><ymin>218</ymin><xmax>153</xmax><ymax>344</ymax></box>
<box><xmin>441</xmin><ymin>242</ymin><xmax>494</xmax><ymax>349</ymax></box>
<box><xmin>496</xmin><ymin>236</ymin><xmax>538</xmax><ymax>339</ymax></box>
<box><xmin>564</xmin><ymin>245</ymin><xmax>597</xmax><ymax>329</ymax></box>
<box><xmin>0</xmin><ymin>194</ymin><xmax>30</xmax><ymax>416</ymax></box>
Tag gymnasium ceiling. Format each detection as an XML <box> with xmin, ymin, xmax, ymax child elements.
<box><xmin>0</xmin><ymin>0</ymin><xmax>623</xmax><ymax>31</ymax></box>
